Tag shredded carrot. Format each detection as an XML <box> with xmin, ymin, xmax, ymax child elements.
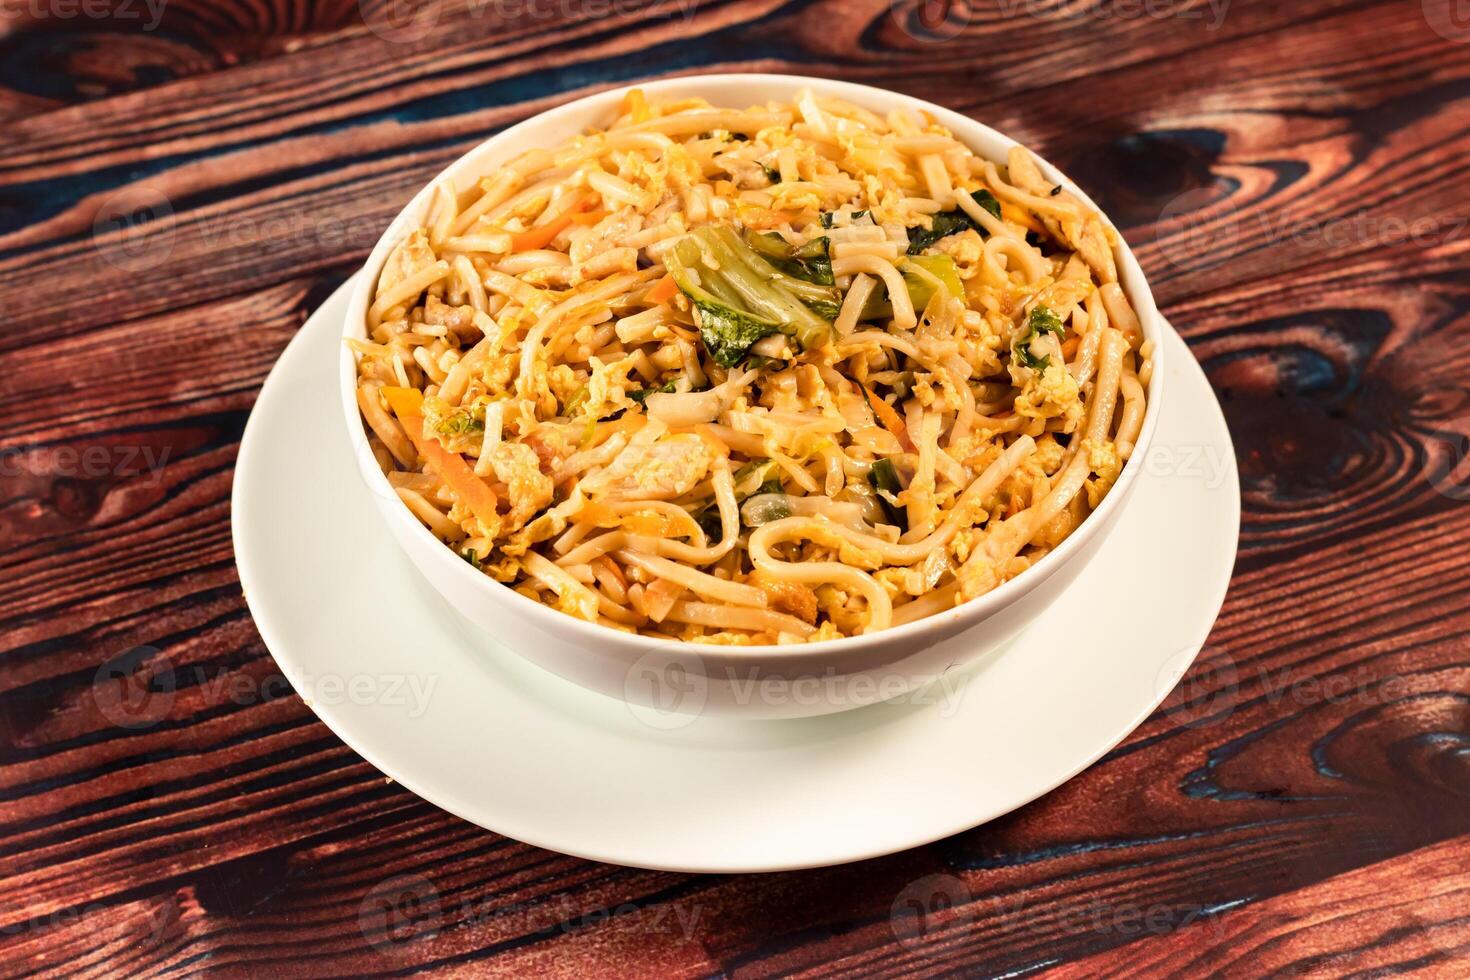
<box><xmin>1001</xmin><ymin>200</ymin><xmax>1044</xmax><ymax>234</ymax></box>
<box><xmin>381</xmin><ymin>387</ymin><xmax>500</xmax><ymax>532</ymax></box>
<box><xmin>625</xmin><ymin>512</ymin><xmax>672</xmax><ymax>537</ymax></box>
<box><xmin>863</xmin><ymin>384</ymin><xmax>916</xmax><ymax>453</ymax></box>
<box><xmin>568</xmin><ymin>209</ymin><xmax>609</xmax><ymax>227</ymax></box>
<box><xmin>573</xmin><ymin>502</ymin><xmax>622</xmax><ymax>527</ymax></box>
<box><xmin>590</xmin><ymin>414</ymin><xmax>645</xmax><ymax>447</ymax></box>
<box><xmin>645</xmin><ymin>274</ymin><xmax>679</xmax><ymax>305</ymax></box>
<box><xmin>509</xmin><ymin>192</ymin><xmax>595</xmax><ymax>252</ymax></box>
<box><xmin>1061</xmin><ymin>335</ymin><xmax>1080</xmax><ymax>361</ymax></box>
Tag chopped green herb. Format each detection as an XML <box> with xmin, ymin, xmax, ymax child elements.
<box><xmin>1016</xmin><ymin>344</ymin><xmax>1050</xmax><ymax>372</ymax></box>
<box><xmin>694</xmin><ymin>505</ymin><xmax>724</xmax><ymax>541</ymax></box>
<box><xmin>906</xmin><ymin>189</ymin><xmax>1002</xmax><ymax>254</ymax></box>
<box><xmin>867</xmin><ymin>458</ymin><xmax>908</xmax><ymax>532</ymax></box>
<box><xmin>1013</xmin><ymin>304</ymin><xmax>1066</xmax><ymax>372</ymax></box>
<box><xmin>762</xmin><ymin>164</ymin><xmax>782</xmax><ymax>184</ymax></box>
<box><xmin>627</xmin><ymin>380</ymin><xmax>679</xmax><ymax>406</ymax></box>
<box><xmin>460</xmin><ymin>549</ymin><xmax>483</xmax><ymax>569</ymax></box>
<box><xmin>433</xmin><ymin>408</ymin><xmax>485</xmax><ymax>437</ymax></box>
<box><xmin>821</xmin><ymin>208</ymin><xmax>869</xmax><ymax>229</ymax></box>
<box><xmin>1029</xmin><ymin>305</ymin><xmax>1065</xmax><ymax>338</ymax></box>
<box><xmin>562</xmin><ymin>385</ymin><xmax>589</xmax><ymax>417</ymax></box>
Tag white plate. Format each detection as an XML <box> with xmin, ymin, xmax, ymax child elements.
<box><xmin>232</xmin><ymin>277</ymin><xmax>1239</xmax><ymax>873</ymax></box>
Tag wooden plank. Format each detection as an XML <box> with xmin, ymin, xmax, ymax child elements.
<box><xmin>1044</xmin><ymin>835</ymin><xmax>1470</xmax><ymax>977</ymax></box>
<box><xmin>1</xmin><ymin>0</ymin><xmax>1468</xmax><ymax>975</ymax></box>
<box><xmin>0</xmin><ymin>0</ymin><xmax>1404</xmax><ymax>346</ymax></box>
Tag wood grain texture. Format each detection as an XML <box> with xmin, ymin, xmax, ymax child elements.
<box><xmin>1</xmin><ymin>0</ymin><xmax>1468</xmax><ymax>976</ymax></box>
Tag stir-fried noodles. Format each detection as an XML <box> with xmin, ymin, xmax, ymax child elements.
<box><xmin>352</xmin><ymin>88</ymin><xmax>1152</xmax><ymax>643</ymax></box>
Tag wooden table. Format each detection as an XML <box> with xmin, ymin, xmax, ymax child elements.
<box><xmin>3</xmin><ymin>0</ymin><xmax>1468</xmax><ymax>975</ymax></box>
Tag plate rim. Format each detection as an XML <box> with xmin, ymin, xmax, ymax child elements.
<box><xmin>232</xmin><ymin>277</ymin><xmax>1240</xmax><ymax>873</ymax></box>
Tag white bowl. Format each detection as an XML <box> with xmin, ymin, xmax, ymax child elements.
<box><xmin>340</xmin><ymin>73</ymin><xmax>1164</xmax><ymax>720</ymax></box>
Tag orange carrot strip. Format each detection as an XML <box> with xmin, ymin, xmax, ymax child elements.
<box><xmin>568</xmin><ymin>209</ymin><xmax>609</xmax><ymax>226</ymax></box>
<box><xmin>863</xmin><ymin>385</ymin><xmax>916</xmax><ymax>453</ymax></box>
<box><xmin>1061</xmin><ymin>335</ymin><xmax>1080</xmax><ymax>360</ymax></box>
<box><xmin>572</xmin><ymin>502</ymin><xmax>622</xmax><ymax>527</ymax></box>
<box><xmin>381</xmin><ymin>387</ymin><xmax>500</xmax><ymax>531</ymax></box>
<box><xmin>509</xmin><ymin>193</ymin><xmax>595</xmax><ymax>252</ymax></box>
<box><xmin>645</xmin><ymin>274</ymin><xmax>679</xmax><ymax>305</ymax></box>
<box><xmin>1001</xmin><ymin>200</ymin><xmax>1044</xmax><ymax>234</ymax></box>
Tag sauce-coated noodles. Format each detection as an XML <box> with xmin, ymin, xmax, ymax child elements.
<box><xmin>353</xmin><ymin>88</ymin><xmax>1150</xmax><ymax>643</ymax></box>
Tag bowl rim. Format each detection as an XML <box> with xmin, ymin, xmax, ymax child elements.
<box><xmin>339</xmin><ymin>72</ymin><xmax>1165</xmax><ymax>659</ymax></box>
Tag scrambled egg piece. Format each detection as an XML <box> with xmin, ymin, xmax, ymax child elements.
<box><xmin>1031</xmin><ymin>433</ymin><xmax>1067</xmax><ymax>475</ymax></box>
<box><xmin>876</xmin><ymin>566</ymin><xmax>930</xmax><ymax>600</ymax></box>
<box><xmin>423</xmin><ymin>295</ymin><xmax>479</xmax><ymax>336</ymax></box>
<box><xmin>910</xmin><ymin>371</ymin><xmax>963</xmax><ymax>415</ymax></box>
<box><xmin>957</xmin><ymin>552</ymin><xmax>1032</xmax><ymax>601</ymax></box>
<box><xmin>1083</xmin><ymin>439</ymin><xmax>1123</xmax><ymax>508</ymax></box>
<box><xmin>580</xmin><ymin>354</ymin><xmax>640</xmax><ymax>419</ymax></box>
<box><xmin>935</xmin><ymin>229</ymin><xmax>985</xmax><ymax>280</ymax></box>
<box><xmin>480</xmin><ymin>554</ymin><xmax>521</xmax><ymax>583</ymax></box>
<box><xmin>546</xmin><ymin>364</ymin><xmax>582</xmax><ymax>409</ymax></box>
<box><xmin>685</xmin><ymin>629</ymin><xmax>764</xmax><ymax>646</ymax></box>
<box><xmin>954</xmin><ymin>309</ymin><xmax>1005</xmax><ymax>379</ymax></box>
<box><xmin>1013</xmin><ymin>361</ymin><xmax>1084</xmax><ymax>432</ymax></box>
<box><xmin>814</xmin><ymin>584</ymin><xmax>867</xmax><ymax>637</ymax></box>
<box><xmin>807</xmin><ymin>620</ymin><xmax>845</xmax><ymax>643</ymax></box>
<box><xmin>487</xmin><ymin>442</ymin><xmax>554</xmax><ymax>531</ymax></box>
<box><xmin>598</xmin><ymin>433</ymin><xmax>711</xmax><ymax>501</ymax></box>
<box><xmin>476</xmin><ymin>352</ymin><xmax>519</xmax><ymax>399</ymax></box>
<box><xmin>501</xmin><ymin>507</ymin><xmax>569</xmax><ymax>558</ymax></box>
